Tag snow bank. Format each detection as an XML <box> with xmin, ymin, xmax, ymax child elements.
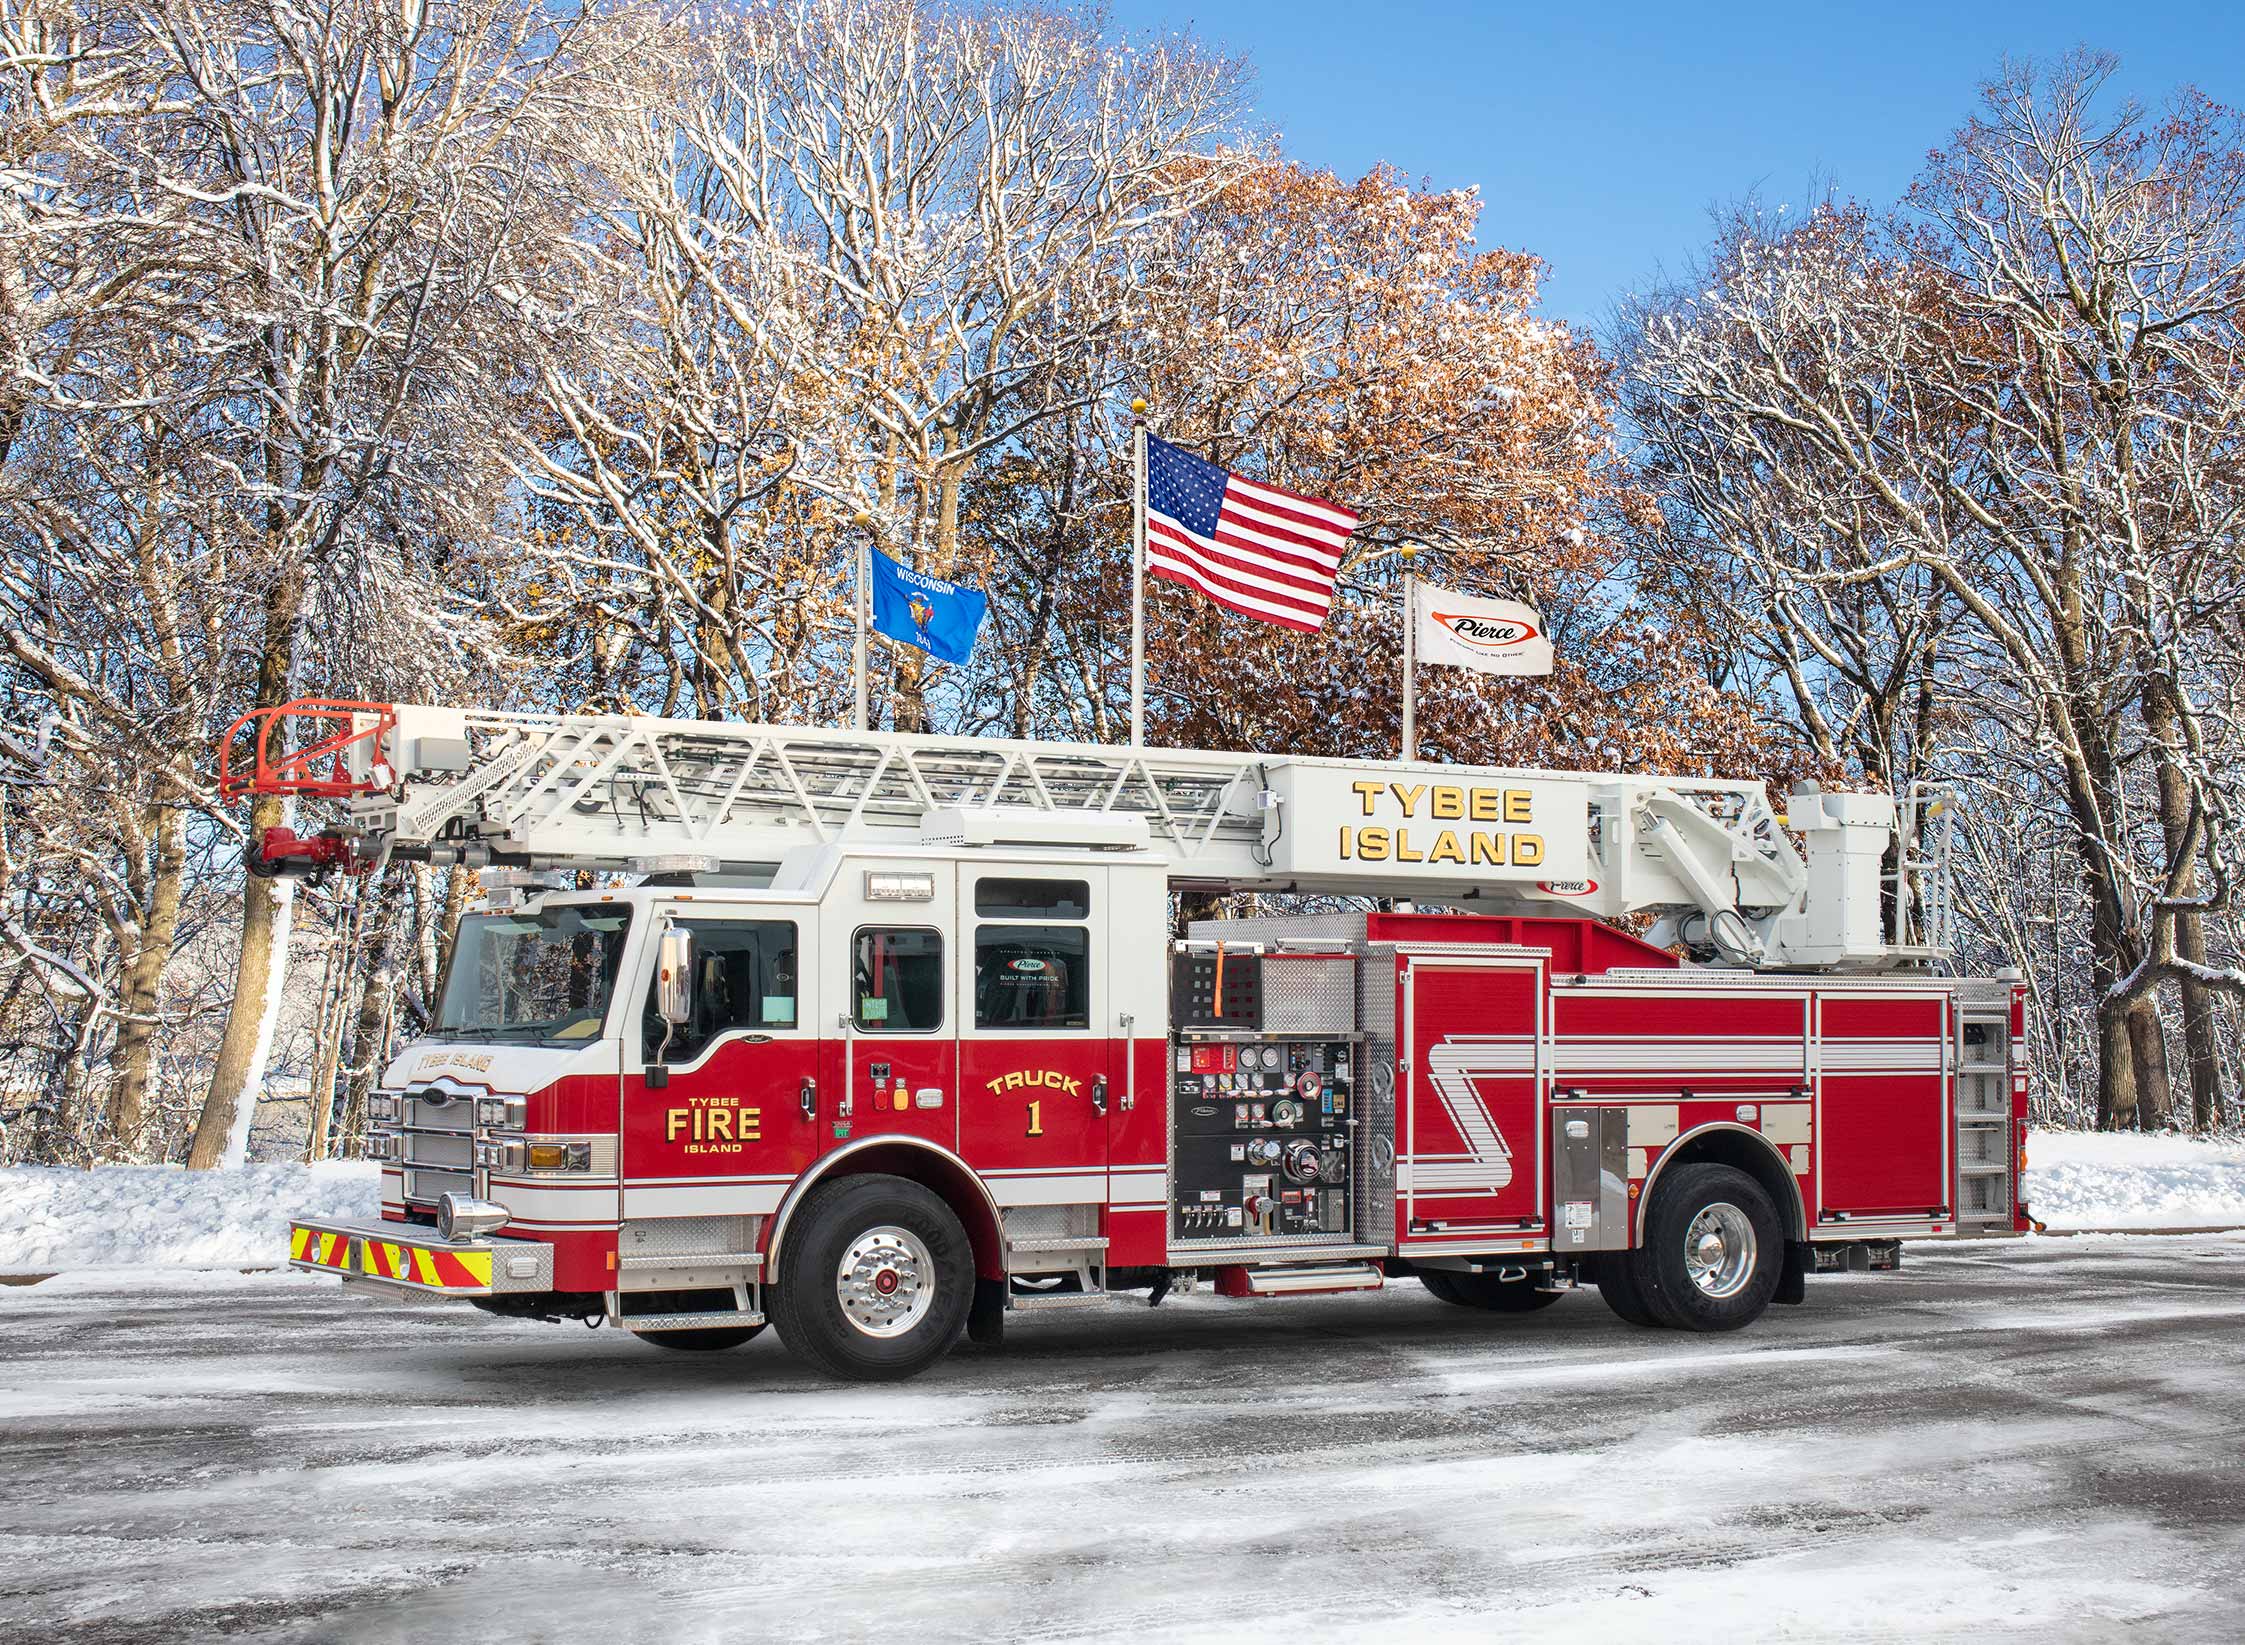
<box><xmin>0</xmin><ymin>1162</ymin><xmax>379</xmax><ymax>1273</ymax></box>
<box><xmin>2</xmin><ymin>1130</ymin><xmax>2239</xmax><ymax>1273</ymax></box>
<box><xmin>2025</xmin><ymin>1129</ymin><xmax>2245</xmax><ymax>1230</ymax></box>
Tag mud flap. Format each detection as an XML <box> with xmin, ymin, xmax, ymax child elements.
<box><xmin>968</xmin><ymin>1275</ymin><xmax>1007</xmax><ymax>1345</ymax></box>
<box><xmin>1776</xmin><ymin>1240</ymin><xmax>1809</xmax><ymax>1305</ymax></box>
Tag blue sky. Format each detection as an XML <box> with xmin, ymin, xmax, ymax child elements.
<box><xmin>1124</xmin><ymin>1</ymin><xmax>2245</xmax><ymax>331</ymax></box>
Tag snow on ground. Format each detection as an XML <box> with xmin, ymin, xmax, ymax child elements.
<box><xmin>0</xmin><ymin>1126</ymin><xmax>2239</xmax><ymax>1275</ymax></box>
<box><xmin>0</xmin><ymin>1160</ymin><xmax>378</xmax><ymax>1272</ymax></box>
<box><xmin>2024</xmin><ymin>1129</ymin><xmax>2245</xmax><ymax>1230</ymax></box>
<box><xmin>3</xmin><ymin>1237</ymin><xmax>2243</xmax><ymax>1642</ymax></box>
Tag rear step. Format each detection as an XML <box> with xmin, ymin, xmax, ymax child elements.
<box><xmin>1218</xmin><ymin>1261</ymin><xmax>1385</xmax><ymax>1298</ymax></box>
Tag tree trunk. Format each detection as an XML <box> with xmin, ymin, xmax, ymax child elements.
<box><xmin>192</xmin><ymin>547</ymin><xmax>310</xmax><ymax>1170</ymax></box>
<box><xmin>2093</xmin><ymin>990</ymin><xmax>2137</xmax><ymax>1130</ymax></box>
<box><xmin>107</xmin><ymin>801</ymin><xmax>187</xmax><ymax>1154</ymax></box>
<box><xmin>2176</xmin><ymin>914</ymin><xmax>2227</xmax><ymax>1130</ymax></box>
<box><xmin>187</xmin><ymin>790</ymin><xmax>297</xmax><ymax>1169</ymax></box>
<box><xmin>2125</xmin><ymin>998</ymin><xmax>2174</xmax><ymax>1131</ymax></box>
<box><xmin>2142</xmin><ymin>672</ymin><xmax>2228</xmax><ymax>1130</ymax></box>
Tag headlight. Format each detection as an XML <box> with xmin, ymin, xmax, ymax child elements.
<box><xmin>474</xmin><ymin>1095</ymin><xmax>526</xmax><ymax>1130</ymax></box>
<box><xmin>477</xmin><ymin>1138</ymin><xmax>591</xmax><ymax>1173</ymax></box>
<box><xmin>475</xmin><ymin>1139</ymin><xmax>526</xmax><ymax>1172</ymax></box>
<box><xmin>368</xmin><ymin>1093</ymin><xmax>400</xmax><ymax>1124</ymax></box>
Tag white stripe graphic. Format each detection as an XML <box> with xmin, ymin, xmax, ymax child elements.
<box><xmin>1419</xmin><ymin>1037</ymin><xmax>1517</xmax><ymax>1193</ymax></box>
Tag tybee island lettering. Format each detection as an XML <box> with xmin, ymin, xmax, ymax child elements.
<box><xmin>1337</xmin><ymin>781</ymin><xmax>1546</xmax><ymax>866</ymax></box>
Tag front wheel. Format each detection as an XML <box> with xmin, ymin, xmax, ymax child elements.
<box><xmin>769</xmin><ymin>1175</ymin><xmax>973</xmax><ymax>1381</ymax></box>
<box><xmin>1633</xmin><ymin>1163</ymin><xmax>1783</xmax><ymax>1331</ymax></box>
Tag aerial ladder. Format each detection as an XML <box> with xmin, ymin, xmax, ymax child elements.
<box><xmin>221</xmin><ymin>700</ymin><xmax>1953</xmax><ymax>972</ymax></box>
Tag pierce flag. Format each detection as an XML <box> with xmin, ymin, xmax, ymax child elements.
<box><xmin>1412</xmin><ymin>581</ymin><xmax>1553</xmax><ymax>676</ymax></box>
<box><xmin>867</xmin><ymin>549</ymin><xmax>987</xmax><ymax>666</ymax></box>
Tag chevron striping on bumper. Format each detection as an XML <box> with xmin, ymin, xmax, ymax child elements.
<box><xmin>288</xmin><ymin>1221</ymin><xmax>497</xmax><ymax>1290</ymax></box>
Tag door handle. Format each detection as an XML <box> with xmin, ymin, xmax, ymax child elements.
<box><xmin>1091</xmin><ymin>1074</ymin><xmax>1109</xmax><ymax>1116</ymax></box>
<box><xmin>799</xmin><ymin>1078</ymin><xmax>816</xmax><ymax>1121</ymax></box>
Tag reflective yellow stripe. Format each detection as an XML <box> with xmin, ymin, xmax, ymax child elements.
<box><xmin>318</xmin><ymin>1233</ymin><xmax>342</xmax><ymax>1267</ymax></box>
<box><xmin>289</xmin><ymin>1227</ymin><xmax>311</xmax><ymax>1261</ymax></box>
<box><xmin>454</xmin><ymin>1250</ymin><xmax>493</xmax><ymax>1286</ymax></box>
<box><xmin>412</xmin><ymin>1246</ymin><xmax>440</xmax><ymax>1286</ymax></box>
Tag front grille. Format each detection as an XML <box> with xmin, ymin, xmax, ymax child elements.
<box><xmin>405</xmin><ymin>1167</ymin><xmax>475</xmax><ymax>1204</ymax></box>
<box><xmin>403</xmin><ymin>1130</ymin><xmax>473</xmax><ymax>1170</ymax></box>
<box><xmin>377</xmin><ymin>1085</ymin><xmax>481</xmax><ymax>1206</ymax></box>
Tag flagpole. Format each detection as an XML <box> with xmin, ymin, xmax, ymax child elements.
<box><xmin>1400</xmin><ymin>541</ymin><xmax>1419</xmax><ymax>761</ymax></box>
<box><xmin>1129</xmin><ymin>399</ymin><xmax>1148</xmax><ymax>748</ymax></box>
<box><xmin>850</xmin><ymin>510</ymin><xmax>870</xmax><ymax>732</ymax></box>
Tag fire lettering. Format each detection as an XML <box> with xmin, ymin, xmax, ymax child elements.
<box><xmin>664</xmin><ymin>1096</ymin><xmax>761</xmax><ymax>1154</ymax></box>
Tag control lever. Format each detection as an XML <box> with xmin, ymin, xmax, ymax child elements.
<box><xmin>799</xmin><ymin>1077</ymin><xmax>816</xmax><ymax>1121</ymax></box>
<box><xmin>1091</xmin><ymin>1074</ymin><xmax>1109</xmax><ymax>1116</ymax></box>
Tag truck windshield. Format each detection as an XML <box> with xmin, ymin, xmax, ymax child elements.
<box><xmin>432</xmin><ymin>905</ymin><xmax>634</xmax><ymax>1046</ymax></box>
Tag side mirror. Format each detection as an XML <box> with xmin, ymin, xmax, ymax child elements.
<box><xmin>655</xmin><ymin>924</ymin><xmax>695</xmax><ymax>1032</ymax></box>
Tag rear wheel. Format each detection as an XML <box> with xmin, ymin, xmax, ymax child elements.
<box><xmin>1420</xmin><ymin>1268</ymin><xmax>1563</xmax><ymax>1312</ymax></box>
<box><xmin>1634</xmin><ymin>1163</ymin><xmax>1783</xmax><ymax>1332</ymax></box>
<box><xmin>770</xmin><ymin>1175</ymin><xmax>972</xmax><ymax>1381</ymax></box>
<box><xmin>637</xmin><ymin>1323</ymin><xmax>765</xmax><ymax>1352</ymax></box>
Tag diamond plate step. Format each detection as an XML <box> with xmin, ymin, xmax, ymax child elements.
<box><xmin>617</xmin><ymin>1310</ymin><xmax>765</xmax><ymax>1333</ymax></box>
<box><xmin>1006</xmin><ymin>1235</ymin><xmax>1109</xmax><ymax>1255</ymax></box>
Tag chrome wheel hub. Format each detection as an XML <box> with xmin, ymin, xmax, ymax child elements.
<box><xmin>837</xmin><ymin>1225</ymin><xmax>935</xmax><ymax>1338</ymax></box>
<box><xmin>1684</xmin><ymin>1202</ymin><xmax>1756</xmax><ymax>1298</ymax></box>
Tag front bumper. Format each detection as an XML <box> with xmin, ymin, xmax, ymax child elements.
<box><xmin>288</xmin><ymin>1217</ymin><xmax>553</xmax><ymax>1297</ymax></box>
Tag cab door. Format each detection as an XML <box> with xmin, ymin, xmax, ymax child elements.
<box><xmin>619</xmin><ymin>905</ymin><xmax>821</xmax><ymax>1220</ymax></box>
<box><xmin>955</xmin><ymin>867</ymin><xmax>1110</xmax><ymax>1207</ymax></box>
<box><xmin>822</xmin><ymin>866</ymin><xmax>959</xmax><ymax>1154</ymax></box>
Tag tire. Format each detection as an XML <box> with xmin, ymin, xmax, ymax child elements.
<box><xmin>1589</xmin><ymin>1254</ymin><xmax>1664</xmax><ymax>1328</ymax></box>
<box><xmin>1632</xmin><ymin>1163</ymin><xmax>1783</xmax><ymax>1332</ymax></box>
<box><xmin>637</xmin><ymin>1323</ymin><xmax>765</xmax><ymax>1351</ymax></box>
<box><xmin>769</xmin><ymin>1175</ymin><xmax>973</xmax><ymax>1381</ymax></box>
<box><xmin>1418</xmin><ymin>1269</ymin><xmax>1467</xmax><ymax>1305</ymax></box>
<box><xmin>1420</xmin><ymin>1268</ymin><xmax>1563</xmax><ymax>1312</ymax></box>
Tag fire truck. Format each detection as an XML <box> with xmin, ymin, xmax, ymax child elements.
<box><xmin>241</xmin><ymin>700</ymin><xmax>2029</xmax><ymax>1381</ymax></box>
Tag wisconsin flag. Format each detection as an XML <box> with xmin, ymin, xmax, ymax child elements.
<box><xmin>1413</xmin><ymin>582</ymin><xmax>1554</xmax><ymax>676</ymax></box>
<box><xmin>868</xmin><ymin>549</ymin><xmax>987</xmax><ymax>666</ymax></box>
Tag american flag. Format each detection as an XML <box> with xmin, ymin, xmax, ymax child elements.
<box><xmin>1144</xmin><ymin>434</ymin><xmax>1357</xmax><ymax>632</ymax></box>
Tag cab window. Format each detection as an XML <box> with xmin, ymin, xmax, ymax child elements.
<box><xmin>853</xmin><ymin>928</ymin><xmax>944</xmax><ymax>1032</ymax></box>
<box><xmin>974</xmin><ymin>878</ymin><xmax>1091</xmax><ymax>1030</ymax></box>
<box><xmin>643</xmin><ymin>918</ymin><xmax>798</xmax><ymax>1061</ymax></box>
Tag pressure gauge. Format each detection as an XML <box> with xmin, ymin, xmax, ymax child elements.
<box><xmin>1261</xmin><ymin>1045</ymin><xmax>1282</xmax><ymax>1070</ymax></box>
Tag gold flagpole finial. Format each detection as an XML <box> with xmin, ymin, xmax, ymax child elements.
<box><xmin>1130</xmin><ymin>398</ymin><xmax>1148</xmax><ymax>418</ymax></box>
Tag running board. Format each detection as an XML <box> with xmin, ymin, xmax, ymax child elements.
<box><xmin>1217</xmin><ymin>1261</ymin><xmax>1385</xmax><ymax>1298</ymax></box>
